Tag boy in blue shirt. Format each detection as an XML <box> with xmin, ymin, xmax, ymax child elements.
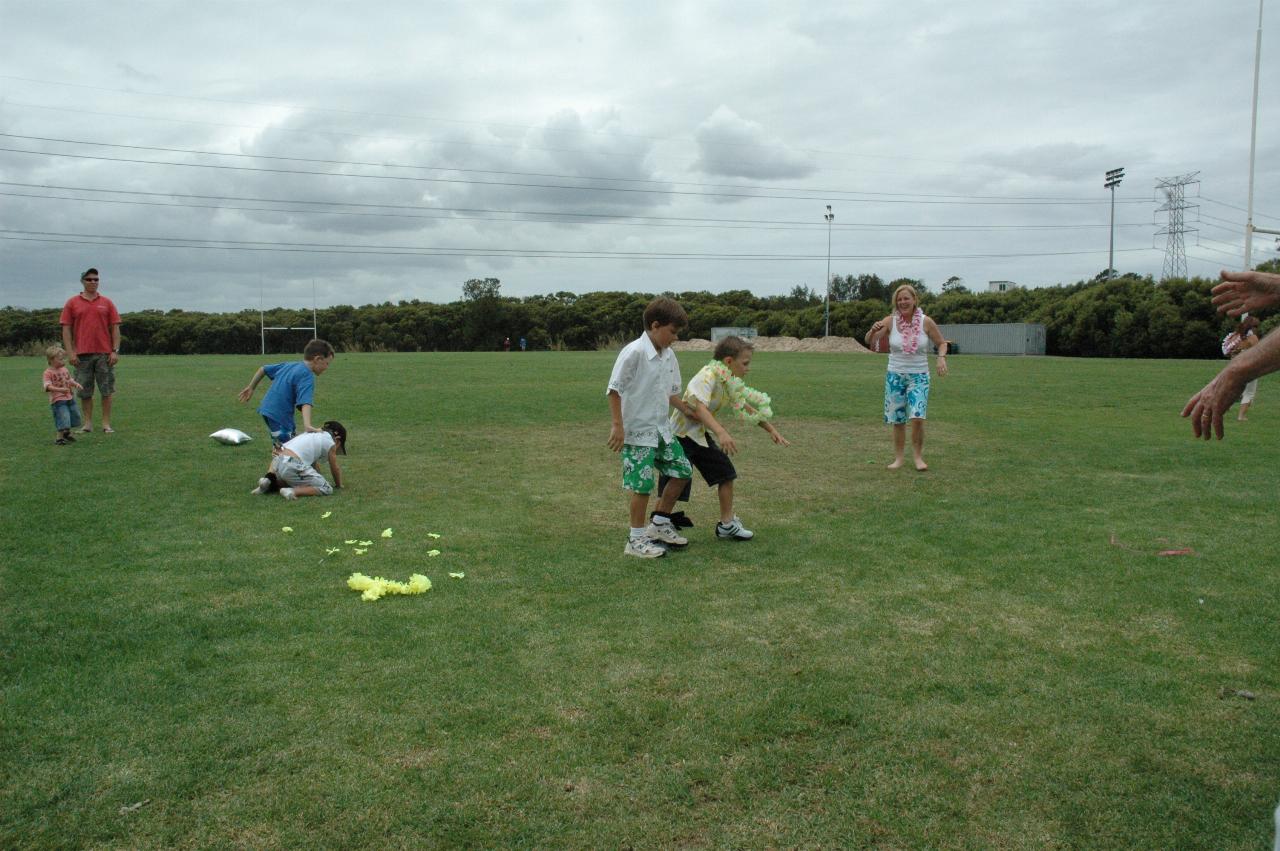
<box><xmin>237</xmin><ymin>339</ymin><xmax>335</xmax><ymax>445</ymax></box>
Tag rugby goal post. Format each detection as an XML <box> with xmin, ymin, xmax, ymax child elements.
<box><xmin>260</xmin><ymin>279</ymin><xmax>319</xmax><ymax>355</ymax></box>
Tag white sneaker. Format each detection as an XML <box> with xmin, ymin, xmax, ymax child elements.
<box><xmin>716</xmin><ymin>516</ymin><xmax>754</xmax><ymax>540</ymax></box>
<box><xmin>250</xmin><ymin>477</ymin><xmax>271</xmax><ymax>495</ymax></box>
<box><xmin>624</xmin><ymin>537</ymin><xmax>666</xmax><ymax>558</ymax></box>
<box><xmin>645</xmin><ymin>520</ymin><xmax>688</xmax><ymax>548</ymax></box>
<box><xmin>280</xmin><ymin>487</ymin><xmax>297</xmax><ymax>500</ymax></box>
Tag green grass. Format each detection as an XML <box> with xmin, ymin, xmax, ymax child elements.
<box><xmin>2</xmin><ymin>351</ymin><xmax>1277</xmax><ymax>849</ymax></box>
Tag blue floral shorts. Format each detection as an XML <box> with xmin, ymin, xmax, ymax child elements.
<box><xmin>884</xmin><ymin>371</ymin><xmax>930</xmax><ymax>424</ymax></box>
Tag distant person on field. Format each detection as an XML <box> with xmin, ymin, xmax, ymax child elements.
<box><xmin>42</xmin><ymin>345</ymin><xmax>84</xmax><ymax>445</ymax></box>
<box><xmin>1221</xmin><ymin>315</ymin><xmax>1261</xmax><ymax>421</ymax></box>
<box><xmin>1184</xmin><ymin>269</ymin><xmax>1280</xmax><ymax>438</ymax></box>
<box><xmin>865</xmin><ymin>284</ymin><xmax>949</xmax><ymax>471</ymax></box>
<box><xmin>504</xmin><ymin>336</ymin><xmax>511</xmax><ymax>352</ymax></box>
<box><xmin>658</xmin><ymin>335</ymin><xmax>790</xmax><ymax>540</ymax></box>
<box><xmin>520</xmin><ymin>336</ymin><xmax>527</xmax><ymax>352</ymax></box>
<box><xmin>252</xmin><ymin>420</ymin><xmax>346</xmax><ymax>500</ymax></box>
<box><xmin>59</xmin><ymin>267</ymin><xmax>120</xmax><ymax>434</ymax></box>
<box><xmin>237</xmin><ymin>339</ymin><xmax>336</xmax><ymax>446</ymax></box>
<box><xmin>606</xmin><ymin>297</ymin><xmax>698</xmax><ymax>559</ymax></box>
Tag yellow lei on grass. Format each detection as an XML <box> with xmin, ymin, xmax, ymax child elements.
<box><xmin>697</xmin><ymin>360</ymin><xmax>774</xmax><ymax>425</ymax></box>
<box><xmin>347</xmin><ymin>572</ymin><xmax>432</xmax><ymax>602</ymax></box>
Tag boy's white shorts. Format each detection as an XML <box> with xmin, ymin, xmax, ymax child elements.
<box><xmin>274</xmin><ymin>455</ymin><xmax>334</xmax><ymax>495</ymax></box>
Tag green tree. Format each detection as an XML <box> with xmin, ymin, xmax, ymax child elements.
<box><xmin>854</xmin><ymin>274</ymin><xmax>887</xmax><ymax>302</ymax></box>
<box><xmin>462</xmin><ymin>277</ymin><xmax>501</xmax><ymax>300</ymax></box>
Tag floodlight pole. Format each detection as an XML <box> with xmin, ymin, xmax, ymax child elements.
<box><xmin>823</xmin><ymin>205</ymin><xmax>834</xmax><ymax>336</ymax></box>
<box><xmin>1104</xmin><ymin>168</ymin><xmax>1124</xmax><ymax>279</ymax></box>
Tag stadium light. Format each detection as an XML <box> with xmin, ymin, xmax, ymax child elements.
<box><xmin>824</xmin><ymin>205</ymin><xmax>834</xmax><ymax>337</ymax></box>
<box><xmin>1104</xmin><ymin>168</ymin><xmax>1124</xmax><ymax>279</ymax></box>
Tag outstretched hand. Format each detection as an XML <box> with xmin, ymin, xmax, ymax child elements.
<box><xmin>1211</xmin><ymin>269</ymin><xmax>1280</xmax><ymax>316</ymax></box>
<box><xmin>237</xmin><ymin>386</ymin><xmax>253</xmax><ymax>403</ymax></box>
<box><xmin>1181</xmin><ymin>367</ymin><xmax>1247</xmax><ymax>440</ymax></box>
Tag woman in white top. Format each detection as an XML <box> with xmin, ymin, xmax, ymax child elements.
<box><xmin>864</xmin><ymin>284</ymin><xmax>949</xmax><ymax>470</ymax></box>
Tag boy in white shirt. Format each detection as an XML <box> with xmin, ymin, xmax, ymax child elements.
<box><xmin>606</xmin><ymin>297</ymin><xmax>698</xmax><ymax>558</ymax></box>
<box><xmin>252</xmin><ymin>420</ymin><xmax>346</xmax><ymax>499</ymax></box>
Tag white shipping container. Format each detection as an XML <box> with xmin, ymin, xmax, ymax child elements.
<box><xmin>932</xmin><ymin>323</ymin><xmax>1046</xmax><ymax>355</ymax></box>
<box><xmin>710</xmin><ymin>326</ymin><xmax>758</xmax><ymax>343</ymax></box>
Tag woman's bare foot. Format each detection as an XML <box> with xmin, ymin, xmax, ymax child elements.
<box><xmin>914</xmin><ymin>458</ymin><xmax>929</xmax><ymax>471</ymax></box>
<box><xmin>887</xmin><ymin>458</ymin><xmax>905</xmax><ymax>470</ymax></box>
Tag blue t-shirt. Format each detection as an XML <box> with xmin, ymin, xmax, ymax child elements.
<box><xmin>257</xmin><ymin>361</ymin><xmax>316</xmax><ymax>428</ymax></box>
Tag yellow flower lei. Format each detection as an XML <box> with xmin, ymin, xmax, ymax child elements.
<box><xmin>347</xmin><ymin>572</ymin><xmax>432</xmax><ymax>602</ymax></box>
<box><xmin>699</xmin><ymin>360</ymin><xmax>774</xmax><ymax>425</ymax></box>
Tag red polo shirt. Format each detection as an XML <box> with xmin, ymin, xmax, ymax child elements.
<box><xmin>60</xmin><ymin>293</ymin><xmax>121</xmax><ymax>354</ymax></box>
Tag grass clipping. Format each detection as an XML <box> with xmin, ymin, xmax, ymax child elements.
<box><xmin>347</xmin><ymin>572</ymin><xmax>432</xmax><ymax>602</ymax></box>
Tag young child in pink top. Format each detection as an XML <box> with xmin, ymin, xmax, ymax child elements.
<box><xmin>43</xmin><ymin>346</ymin><xmax>84</xmax><ymax>445</ymax></box>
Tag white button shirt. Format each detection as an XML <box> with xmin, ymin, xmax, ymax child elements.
<box><xmin>606</xmin><ymin>332</ymin><xmax>682</xmax><ymax>447</ymax></box>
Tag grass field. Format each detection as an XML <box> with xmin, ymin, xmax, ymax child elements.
<box><xmin>2</xmin><ymin>350</ymin><xmax>1278</xmax><ymax>849</ymax></box>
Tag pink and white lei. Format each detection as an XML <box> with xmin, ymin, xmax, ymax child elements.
<box><xmin>896</xmin><ymin>308</ymin><xmax>924</xmax><ymax>354</ymax></box>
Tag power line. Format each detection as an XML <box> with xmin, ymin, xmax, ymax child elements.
<box><xmin>0</xmin><ymin>228</ymin><xmax>1154</xmax><ymax>262</ymax></box>
<box><xmin>1199</xmin><ymin>212</ymin><xmax>1246</xmax><ymax>230</ymax></box>
<box><xmin>1185</xmin><ymin>251</ymin><xmax>1234</xmax><ymax>269</ymax></box>
<box><xmin>0</xmin><ymin>134</ymin><xmax>1147</xmax><ymax>206</ymax></box>
<box><xmin>0</xmin><ymin>186</ymin><xmax>1158</xmax><ymax>234</ymax></box>
<box><xmin>1202</xmin><ymin>194</ymin><xmax>1279</xmax><ymax>222</ymax></box>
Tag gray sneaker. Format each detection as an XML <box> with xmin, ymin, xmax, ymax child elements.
<box><xmin>280</xmin><ymin>487</ymin><xmax>298</xmax><ymax>500</ymax></box>
<box><xmin>645</xmin><ymin>520</ymin><xmax>688</xmax><ymax>547</ymax></box>
<box><xmin>250</xmin><ymin>476</ymin><xmax>272</xmax><ymax>495</ymax></box>
<box><xmin>624</xmin><ymin>537</ymin><xmax>667</xmax><ymax>558</ymax></box>
<box><xmin>716</xmin><ymin>516</ymin><xmax>754</xmax><ymax>540</ymax></box>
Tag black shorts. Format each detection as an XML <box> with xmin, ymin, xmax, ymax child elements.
<box><xmin>658</xmin><ymin>434</ymin><xmax>737</xmax><ymax>502</ymax></box>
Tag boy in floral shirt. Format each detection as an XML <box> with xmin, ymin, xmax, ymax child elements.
<box><xmin>659</xmin><ymin>335</ymin><xmax>789</xmax><ymax>540</ymax></box>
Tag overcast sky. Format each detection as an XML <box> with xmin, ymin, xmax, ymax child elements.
<box><xmin>2</xmin><ymin>0</ymin><xmax>1277</xmax><ymax>313</ymax></box>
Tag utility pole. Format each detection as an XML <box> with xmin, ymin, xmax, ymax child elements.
<box><xmin>823</xmin><ymin>205</ymin><xmax>834</xmax><ymax>337</ymax></box>
<box><xmin>1104</xmin><ymin>168</ymin><xmax>1124</xmax><ymax>278</ymax></box>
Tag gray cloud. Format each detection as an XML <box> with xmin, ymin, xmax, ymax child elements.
<box><xmin>692</xmin><ymin>106</ymin><xmax>815</xmax><ymax>181</ymax></box>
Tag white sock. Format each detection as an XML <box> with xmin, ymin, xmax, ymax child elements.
<box><xmin>651</xmin><ymin>515</ymin><xmax>672</xmax><ymax>526</ymax></box>
<box><xmin>630</xmin><ymin>527</ymin><xmax>646</xmax><ymax>539</ymax></box>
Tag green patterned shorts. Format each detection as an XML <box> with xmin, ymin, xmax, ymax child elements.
<box><xmin>621</xmin><ymin>440</ymin><xmax>693</xmax><ymax>494</ymax></box>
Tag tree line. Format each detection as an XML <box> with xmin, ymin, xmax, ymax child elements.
<box><xmin>5</xmin><ymin>263</ymin><xmax>1277</xmax><ymax>359</ymax></box>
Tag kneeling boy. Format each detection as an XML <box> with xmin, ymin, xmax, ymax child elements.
<box><xmin>253</xmin><ymin>420</ymin><xmax>347</xmax><ymax>499</ymax></box>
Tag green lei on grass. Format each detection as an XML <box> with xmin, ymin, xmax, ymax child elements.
<box><xmin>700</xmin><ymin>360</ymin><xmax>774</xmax><ymax>425</ymax></box>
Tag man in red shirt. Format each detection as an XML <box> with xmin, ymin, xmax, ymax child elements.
<box><xmin>59</xmin><ymin>268</ymin><xmax>122</xmax><ymax>433</ymax></box>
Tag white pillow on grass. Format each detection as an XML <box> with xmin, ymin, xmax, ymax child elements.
<box><xmin>209</xmin><ymin>428</ymin><xmax>253</xmax><ymax>445</ymax></box>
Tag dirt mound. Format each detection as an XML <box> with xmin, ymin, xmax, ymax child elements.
<box><xmin>672</xmin><ymin>335</ymin><xmax>872</xmax><ymax>354</ymax></box>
